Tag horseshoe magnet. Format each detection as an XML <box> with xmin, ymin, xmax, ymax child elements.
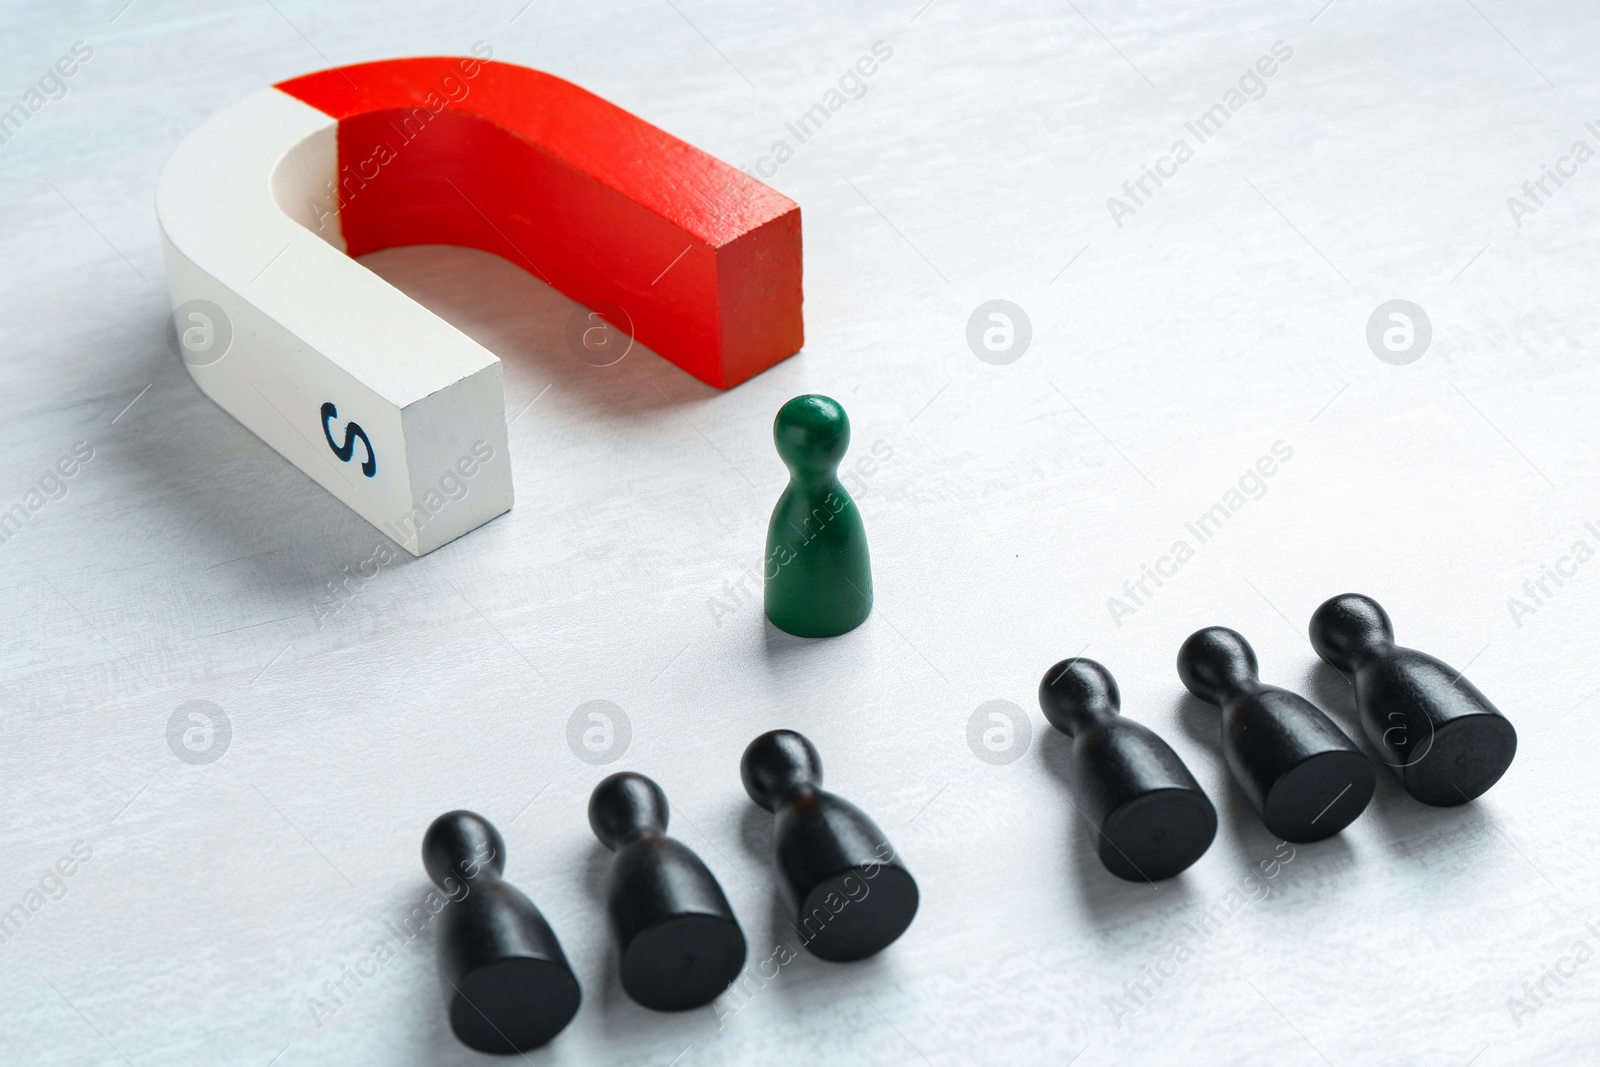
<box><xmin>157</xmin><ymin>56</ymin><xmax>803</xmax><ymax>554</ymax></box>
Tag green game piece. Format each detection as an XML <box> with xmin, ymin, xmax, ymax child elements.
<box><xmin>764</xmin><ymin>395</ymin><xmax>873</xmax><ymax>638</ymax></box>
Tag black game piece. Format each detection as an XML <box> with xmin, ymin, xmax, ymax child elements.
<box><xmin>421</xmin><ymin>811</ymin><xmax>581</xmax><ymax>1054</ymax></box>
<box><xmin>1310</xmin><ymin>593</ymin><xmax>1517</xmax><ymax>806</ymax></box>
<box><xmin>1038</xmin><ymin>658</ymin><xmax>1217</xmax><ymax>881</ymax></box>
<box><xmin>1178</xmin><ymin>626</ymin><xmax>1376</xmax><ymax>842</ymax></box>
<box><xmin>589</xmin><ymin>772</ymin><xmax>747</xmax><ymax>1011</ymax></box>
<box><xmin>741</xmin><ymin>730</ymin><xmax>918</xmax><ymax>962</ymax></box>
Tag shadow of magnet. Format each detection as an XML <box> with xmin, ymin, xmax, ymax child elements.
<box><xmin>157</xmin><ymin>56</ymin><xmax>804</xmax><ymax>554</ymax></box>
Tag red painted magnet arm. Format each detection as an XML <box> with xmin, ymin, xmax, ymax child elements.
<box><xmin>276</xmin><ymin>57</ymin><xmax>802</xmax><ymax>389</ymax></box>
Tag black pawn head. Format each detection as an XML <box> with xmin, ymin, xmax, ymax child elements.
<box><xmin>1038</xmin><ymin>658</ymin><xmax>1121</xmax><ymax>736</ymax></box>
<box><xmin>742</xmin><ymin>729</ymin><xmax>824</xmax><ymax>812</ymax></box>
<box><xmin>589</xmin><ymin>772</ymin><xmax>670</xmax><ymax>850</ymax></box>
<box><xmin>1309</xmin><ymin>593</ymin><xmax>1394</xmax><ymax>672</ymax></box>
<box><xmin>1177</xmin><ymin>627</ymin><xmax>1261</xmax><ymax>706</ymax></box>
<box><xmin>422</xmin><ymin>809</ymin><xmax>506</xmax><ymax>889</ymax></box>
<box><xmin>420</xmin><ymin>811</ymin><xmax>581</xmax><ymax>1054</ymax></box>
<box><xmin>774</xmin><ymin>395</ymin><xmax>850</xmax><ymax>482</ymax></box>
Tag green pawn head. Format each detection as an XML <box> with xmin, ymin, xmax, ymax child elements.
<box><xmin>773</xmin><ymin>395</ymin><xmax>850</xmax><ymax>484</ymax></box>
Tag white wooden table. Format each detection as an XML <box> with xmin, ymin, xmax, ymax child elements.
<box><xmin>3</xmin><ymin>2</ymin><xmax>1598</xmax><ymax>1064</ymax></box>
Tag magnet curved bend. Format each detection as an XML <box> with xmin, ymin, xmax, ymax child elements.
<box><xmin>157</xmin><ymin>57</ymin><xmax>803</xmax><ymax>554</ymax></box>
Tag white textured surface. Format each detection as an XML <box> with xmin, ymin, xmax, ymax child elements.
<box><xmin>2</xmin><ymin>2</ymin><xmax>1598</xmax><ymax>1065</ymax></box>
